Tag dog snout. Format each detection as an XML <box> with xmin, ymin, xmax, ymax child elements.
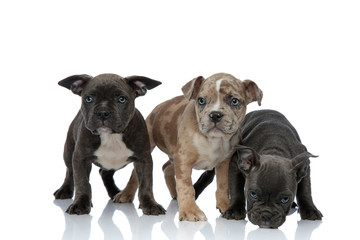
<box><xmin>261</xmin><ymin>214</ymin><xmax>271</xmax><ymax>222</ymax></box>
<box><xmin>97</xmin><ymin>110</ymin><xmax>110</xmax><ymax>120</ymax></box>
<box><xmin>209</xmin><ymin>111</ymin><xmax>223</xmax><ymax>123</ymax></box>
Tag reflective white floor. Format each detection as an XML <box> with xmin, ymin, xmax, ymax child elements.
<box><xmin>52</xmin><ymin>198</ymin><xmax>324</xmax><ymax>240</ymax></box>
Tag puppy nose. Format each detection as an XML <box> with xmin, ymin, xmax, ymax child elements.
<box><xmin>261</xmin><ymin>214</ymin><xmax>271</xmax><ymax>222</ymax></box>
<box><xmin>209</xmin><ymin>111</ymin><xmax>223</xmax><ymax>123</ymax></box>
<box><xmin>97</xmin><ymin>110</ymin><xmax>110</xmax><ymax>120</ymax></box>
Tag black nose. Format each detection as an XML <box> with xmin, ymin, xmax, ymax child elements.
<box><xmin>261</xmin><ymin>215</ymin><xmax>272</xmax><ymax>222</ymax></box>
<box><xmin>209</xmin><ymin>111</ymin><xmax>223</xmax><ymax>123</ymax></box>
<box><xmin>97</xmin><ymin>110</ymin><xmax>110</xmax><ymax>120</ymax></box>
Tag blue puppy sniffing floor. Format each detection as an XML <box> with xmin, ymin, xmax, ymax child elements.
<box><xmin>224</xmin><ymin>109</ymin><xmax>323</xmax><ymax>228</ymax></box>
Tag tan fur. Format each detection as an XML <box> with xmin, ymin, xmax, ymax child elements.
<box><xmin>163</xmin><ymin>160</ymin><xmax>177</xmax><ymax>198</ymax></box>
<box><xmin>113</xmin><ymin>168</ymin><xmax>138</xmax><ymax>203</ymax></box>
<box><xmin>215</xmin><ymin>159</ymin><xmax>231</xmax><ymax>212</ymax></box>
<box><xmin>123</xmin><ymin>73</ymin><xmax>263</xmax><ymax>221</ymax></box>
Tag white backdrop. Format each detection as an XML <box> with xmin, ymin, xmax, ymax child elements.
<box><xmin>1</xmin><ymin>1</ymin><xmax>359</xmax><ymax>239</ymax></box>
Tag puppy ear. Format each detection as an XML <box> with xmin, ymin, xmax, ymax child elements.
<box><xmin>126</xmin><ymin>76</ymin><xmax>162</xmax><ymax>97</ymax></box>
<box><xmin>243</xmin><ymin>80</ymin><xmax>263</xmax><ymax>106</ymax></box>
<box><xmin>291</xmin><ymin>152</ymin><xmax>318</xmax><ymax>182</ymax></box>
<box><xmin>235</xmin><ymin>145</ymin><xmax>260</xmax><ymax>174</ymax></box>
<box><xmin>181</xmin><ymin>76</ymin><xmax>205</xmax><ymax>100</ymax></box>
<box><xmin>58</xmin><ymin>74</ymin><xmax>93</xmax><ymax>96</ymax></box>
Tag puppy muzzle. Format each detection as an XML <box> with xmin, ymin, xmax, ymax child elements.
<box><xmin>201</xmin><ymin>114</ymin><xmax>236</xmax><ymax>137</ymax></box>
<box><xmin>248</xmin><ymin>208</ymin><xmax>285</xmax><ymax>229</ymax></box>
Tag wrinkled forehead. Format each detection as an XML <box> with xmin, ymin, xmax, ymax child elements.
<box><xmin>248</xmin><ymin>159</ymin><xmax>297</xmax><ymax>193</ymax></box>
<box><xmin>200</xmin><ymin>74</ymin><xmax>245</xmax><ymax>98</ymax></box>
<box><xmin>83</xmin><ymin>74</ymin><xmax>131</xmax><ymax>95</ymax></box>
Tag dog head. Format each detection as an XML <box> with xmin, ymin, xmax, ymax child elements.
<box><xmin>59</xmin><ymin>74</ymin><xmax>161</xmax><ymax>134</ymax></box>
<box><xmin>234</xmin><ymin>145</ymin><xmax>316</xmax><ymax>228</ymax></box>
<box><xmin>182</xmin><ymin>73</ymin><xmax>262</xmax><ymax>139</ymax></box>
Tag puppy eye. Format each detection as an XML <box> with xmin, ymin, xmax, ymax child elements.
<box><xmin>230</xmin><ymin>98</ymin><xmax>240</xmax><ymax>106</ymax></box>
<box><xmin>249</xmin><ymin>191</ymin><xmax>258</xmax><ymax>199</ymax></box>
<box><xmin>281</xmin><ymin>197</ymin><xmax>290</xmax><ymax>204</ymax></box>
<box><xmin>85</xmin><ymin>96</ymin><xmax>94</xmax><ymax>103</ymax></box>
<box><xmin>197</xmin><ymin>97</ymin><xmax>206</xmax><ymax>105</ymax></box>
<box><xmin>118</xmin><ymin>96</ymin><xmax>127</xmax><ymax>104</ymax></box>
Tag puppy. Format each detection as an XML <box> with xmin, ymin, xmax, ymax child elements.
<box><xmin>223</xmin><ymin>110</ymin><xmax>323</xmax><ymax>228</ymax></box>
<box><xmin>120</xmin><ymin>73</ymin><xmax>262</xmax><ymax>221</ymax></box>
<box><xmin>54</xmin><ymin>74</ymin><xmax>165</xmax><ymax>216</ymax></box>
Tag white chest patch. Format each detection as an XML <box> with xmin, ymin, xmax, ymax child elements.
<box><xmin>192</xmin><ymin>133</ymin><xmax>232</xmax><ymax>170</ymax></box>
<box><xmin>94</xmin><ymin>133</ymin><xmax>134</xmax><ymax>170</ymax></box>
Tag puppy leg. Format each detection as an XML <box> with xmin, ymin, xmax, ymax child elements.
<box><xmin>194</xmin><ymin>169</ymin><xmax>215</xmax><ymax>200</ymax></box>
<box><xmin>163</xmin><ymin>160</ymin><xmax>177</xmax><ymax>199</ymax></box>
<box><xmin>54</xmin><ymin>135</ymin><xmax>75</xmax><ymax>199</ymax></box>
<box><xmin>54</xmin><ymin>168</ymin><xmax>74</xmax><ymax>199</ymax></box>
<box><xmin>215</xmin><ymin>158</ymin><xmax>230</xmax><ymax>213</ymax></box>
<box><xmin>113</xmin><ymin>168</ymin><xmax>138</xmax><ymax>203</ymax></box>
<box><xmin>99</xmin><ymin>169</ymin><xmax>120</xmax><ymax>199</ymax></box>
<box><xmin>135</xmin><ymin>155</ymin><xmax>166</xmax><ymax>215</ymax></box>
<box><xmin>297</xmin><ymin>167</ymin><xmax>323</xmax><ymax>220</ymax></box>
<box><xmin>66</xmin><ymin>156</ymin><xmax>92</xmax><ymax>215</ymax></box>
<box><xmin>175</xmin><ymin>156</ymin><xmax>207</xmax><ymax>221</ymax></box>
<box><xmin>222</xmin><ymin>158</ymin><xmax>246</xmax><ymax>220</ymax></box>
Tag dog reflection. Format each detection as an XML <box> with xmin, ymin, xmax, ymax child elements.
<box><xmin>54</xmin><ymin>199</ymin><xmax>321</xmax><ymax>240</ymax></box>
<box><xmin>53</xmin><ymin>199</ymin><xmax>92</xmax><ymax>240</ymax></box>
<box><xmin>99</xmin><ymin>200</ymin><xmax>164</xmax><ymax>240</ymax></box>
<box><xmin>161</xmin><ymin>200</ymin><xmax>213</xmax><ymax>239</ymax></box>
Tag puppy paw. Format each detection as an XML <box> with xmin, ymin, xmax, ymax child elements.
<box><xmin>140</xmin><ymin>203</ymin><xmax>166</xmax><ymax>215</ymax></box>
<box><xmin>53</xmin><ymin>187</ymin><xmax>73</xmax><ymax>199</ymax></box>
<box><xmin>65</xmin><ymin>196</ymin><xmax>91</xmax><ymax>215</ymax></box>
<box><xmin>179</xmin><ymin>208</ymin><xmax>207</xmax><ymax>221</ymax></box>
<box><xmin>222</xmin><ymin>207</ymin><xmax>246</xmax><ymax>220</ymax></box>
<box><xmin>113</xmin><ymin>191</ymin><xmax>135</xmax><ymax>203</ymax></box>
<box><xmin>299</xmin><ymin>207</ymin><xmax>323</xmax><ymax>220</ymax></box>
<box><xmin>66</xmin><ymin>202</ymin><xmax>91</xmax><ymax>215</ymax></box>
<box><xmin>216</xmin><ymin>198</ymin><xmax>230</xmax><ymax>214</ymax></box>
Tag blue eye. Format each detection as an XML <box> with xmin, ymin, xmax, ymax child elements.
<box><xmin>249</xmin><ymin>191</ymin><xmax>258</xmax><ymax>199</ymax></box>
<box><xmin>198</xmin><ymin>97</ymin><xmax>206</xmax><ymax>105</ymax></box>
<box><xmin>85</xmin><ymin>96</ymin><xmax>93</xmax><ymax>103</ymax></box>
<box><xmin>231</xmin><ymin>98</ymin><xmax>240</xmax><ymax>106</ymax></box>
<box><xmin>118</xmin><ymin>96</ymin><xmax>127</xmax><ymax>104</ymax></box>
<box><xmin>281</xmin><ymin>197</ymin><xmax>290</xmax><ymax>204</ymax></box>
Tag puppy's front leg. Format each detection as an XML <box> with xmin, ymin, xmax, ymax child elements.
<box><xmin>134</xmin><ymin>155</ymin><xmax>166</xmax><ymax>215</ymax></box>
<box><xmin>296</xmin><ymin>167</ymin><xmax>323</xmax><ymax>220</ymax></box>
<box><xmin>215</xmin><ymin>158</ymin><xmax>230</xmax><ymax>213</ymax></box>
<box><xmin>175</xmin><ymin>155</ymin><xmax>207</xmax><ymax>221</ymax></box>
<box><xmin>66</xmin><ymin>154</ymin><xmax>92</xmax><ymax>215</ymax></box>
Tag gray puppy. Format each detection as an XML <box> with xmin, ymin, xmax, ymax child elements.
<box><xmin>223</xmin><ymin>109</ymin><xmax>323</xmax><ymax>228</ymax></box>
<box><xmin>54</xmin><ymin>74</ymin><xmax>165</xmax><ymax>216</ymax></box>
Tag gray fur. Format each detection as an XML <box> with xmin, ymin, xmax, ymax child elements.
<box><xmin>223</xmin><ymin>109</ymin><xmax>322</xmax><ymax>228</ymax></box>
<box><xmin>54</xmin><ymin>73</ymin><xmax>165</xmax><ymax>216</ymax></box>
